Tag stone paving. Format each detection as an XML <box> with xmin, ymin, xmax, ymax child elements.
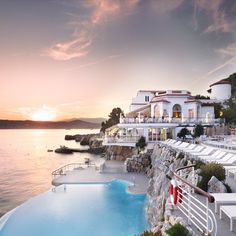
<box><xmin>52</xmin><ymin>160</ymin><xmax>149</xmax><ymax>194</ymax></box>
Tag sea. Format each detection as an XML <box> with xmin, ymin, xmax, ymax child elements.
<box><xmin>0</xmin><ymin>129</ymin><xmax>100</xmax><ymax>217</ymax></box>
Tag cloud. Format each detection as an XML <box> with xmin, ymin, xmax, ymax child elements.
<box><xmin>45</xmin><ymin>0</ymin><xmax>139</xmax><ymax>61</ymax></box>
<box><xmin>217</xmin><ymin>42</ymin><xmax>236</xmax><ymax>57</ymax></box>
<box><xmin>44</xmin><ymin>31</ymin><xmax>91</xmax><ymax>61</ymax></box>
<box><xmin>66</xmin><ymin>54</ymin><xmax>122</xmax><ymax>71</ymax></box>
<box><xmin>193</xmin><ymin>0</ymin><xmax>236</xmax><ymax>34</ymax></box>
<box><xmin>151</xmin><ymin>0</ymin><xmax>184</xmax><ymax>16</ymax></box>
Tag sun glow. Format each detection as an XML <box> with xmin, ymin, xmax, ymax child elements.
<box><xmin>31</xmin><ymin>109</ymin><xmax>55</xmax><ymax>121</ymax></box>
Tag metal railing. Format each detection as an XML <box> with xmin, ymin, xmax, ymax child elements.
<box><xmin>51</xmin><ymin>162</ymin><xmax>94</xmax><ymax>179</ymax></box>
<box><xmin>120</xmin><ymin>117</ymin><xmax>222</xmax><ymax>125</ymax></box>
<box><xmin>173</xmin><ymin>165</ymin><xmax>217</xmax><ymax>236</ymax></box>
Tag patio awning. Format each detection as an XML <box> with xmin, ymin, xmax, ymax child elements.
<box><xmin>125</xmin><ymin>105</ymin><xmax>151</xmax><ymax>118</ymax></box>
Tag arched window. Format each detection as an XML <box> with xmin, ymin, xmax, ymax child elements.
<box><xmin>172</xmin><ymin>104</ymin><xmax>181</xmax><ymax>118</ymax></box>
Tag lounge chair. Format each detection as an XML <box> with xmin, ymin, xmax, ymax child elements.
<box><xmin>191</xmin><ymin>147</ymin><xmax>215</xmax><ymax>159</ymax></box>
<box><xmin>182</xmin><ymin>144</ymin><xmax>198</xmax><ymax>153</ymax></box>
<box><xmin>211</xmin><ymin>193</ymin><xmax>236</xmax><ymax>213</ymax></box>
<box><xmin>220</xmin><ymin>205</ymin><xmax>236</xmax><ymax>231</ymax></box>
<box><xmin>174</xmin><ymin>142</ymin><xmax>190</xmax><ymax>150</ymax></box>
<box><xmin>202</xmin><ymin>151</ymin><xmax>227</xmax><ymax>162</ymax></box>
<box><xmin>198</xmin><ymin>149</ymin><xmax>222</xmax><ymax>160</ymax></box>
<box><xmin>216</xmin><ymin>155</ymin><xmax>236</xmax><ymax>166</ymax></box>
<box><xmin>184</xmin><ymin>145</ymin><xmax>205</xmax><ymax>155</ymax></box>
<box><xmin>169</xmin><ymin>140</ymin><xmax>182</xmax><ymax>147</ymax></box>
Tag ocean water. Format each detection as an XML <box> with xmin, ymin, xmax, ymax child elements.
<box><xmin>0</xmin><ymin>181</ymin><xmax>149</xmax><ymax>236</ymax></box>
<box><xmin>0</xmin><ymin>129</ymin><xmax>100</xmax><ymax>216</ymax></box>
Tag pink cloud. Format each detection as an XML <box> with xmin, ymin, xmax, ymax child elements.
<box><xmin>45</xmin><ymin>0</ymin><xmax>139</xmax><ymax>61</ymax></box>
<box><xmin>44</xmin><ymin>31</ymin><xmax>91</xmax><ymax>61</ymax></box>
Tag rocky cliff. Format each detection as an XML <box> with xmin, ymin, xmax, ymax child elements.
<box><xmin>146</xmin><ymin>144</ymin><xmax>198</xmax><ymax>235</ymax></box>
<box><xmin>105</xmin><ymin>146</ymin><xmax>135</xmax><ymax>161</ymax></box>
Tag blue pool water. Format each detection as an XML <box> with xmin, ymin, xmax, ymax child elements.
<box><xmin>0</xmin><ymin>180</ymin><xmax>149</xmax><ymax>236</ymax></box>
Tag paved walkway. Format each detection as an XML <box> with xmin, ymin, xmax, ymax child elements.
<box><xmin>52</xmin><ymin>160</ymin><xmax>149</xmax><ymax>194</ymax></box>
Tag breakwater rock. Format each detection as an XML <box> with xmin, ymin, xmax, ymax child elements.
<box><xmin>65</xmin><ymin>133</ymin><xmax>105</xmax><ymax>154</ymax></box>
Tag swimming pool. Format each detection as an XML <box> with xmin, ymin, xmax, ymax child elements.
<box><xmin>0</xmin><ymin>180</ymin><xmax>149</xmax><ymax>236</ymax></box>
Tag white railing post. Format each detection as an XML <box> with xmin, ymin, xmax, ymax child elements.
<box><xmin>192</xmin><ymin>166</ymin><xmax>195</xmax><ymax>193</ymax></box>
<box><xmin>206</xmin><ymin>199</ymin><xmax>209</xmax><ymax>235</ymax></box>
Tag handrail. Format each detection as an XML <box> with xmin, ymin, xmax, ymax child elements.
<box><xmin>173</xmin><ymin>164</ymin><xmax>217</xmax><ymax>236</ymax></box>
<box><xmin>51</xmin><ymin>162</ymin><xmax>95</xmax><ymax>178</ymax></box>
<box><xmin>174</xmin><ymin>165</ymin><xmax>215</xmax><ymax>203</ymax></box>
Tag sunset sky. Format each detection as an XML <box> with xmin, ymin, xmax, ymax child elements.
<box><xmin>1</xmin><ymin>0</ymin><xmax>236</xmax><ymax>121</ymax></box>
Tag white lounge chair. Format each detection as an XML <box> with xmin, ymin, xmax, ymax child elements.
<box><xmin>198</xmin><ymin>149</ymin><xmax>222</xmax><ymax>161</ymax></box>
<box><xmin>176</xmin><ymin>143</ymin><xmax>191</xmax><ymax>152</ymax></box>
<box><xmin>185</xmin><ymin>146</ymin><xmax>205</xmax><ymax>155</ymax></box>
<box><xmin>211</xmin><ymin>193</ymin><xmax>236</xmax><ymax>213</ymax></box>
<box><xmin>175</xmin><ymin>142</ymin><xmax>190</xmax><ymax>150</ymax></box>
<box><xmin>182</xmin><ymin>144</ymin><xmax>198</xmax><ymax>153</ymax></box>
<box><xmin>203</xmin><ymin>151</ymin><xmax>227</xmax><ymax>162</ymax></box>
<box><xmin>216</xmin><ymin>155</ymin><xmax>236</xmax><ymax>166</ymax></box>
<box><xmin>169</xmin><ymin>140</ymin><xmax>182</xmax><ymax>147</ymax></box>
<box><xmin>191</xmin><ymin>147</ymin><xmax>215</xmax><ymax>158</ymax></box>
<box><xmin>220</xmin><ymin>205</ymin><xmax>236</xmax><ymax>231</ymax></box>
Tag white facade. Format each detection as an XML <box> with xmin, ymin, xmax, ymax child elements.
<box><xmin>210</xmin><ymin>83</ymin><xmax>231</xmax><ymax>100</ymax></box>
<box><xmin>130</xmin><ymin>90</ymin><xmax>158</xmax><ymax>111</ymax></box>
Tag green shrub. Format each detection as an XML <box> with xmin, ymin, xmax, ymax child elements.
<box><xmin>176</xmin><ymin>152</ymin><xmax>185</xmax><ymax>160</ymax></box>
<box><xmin>140</xmin><ymin>230</ymin><xmax>161</xmax><ymax>236</ymax></box>
<box><xmin>197</xmin><ymin>163</ymin><xmax>225</xmax><ymax>191</ymax></box>
<box><xmin>177</xmin><ymin>128</ymin><xmax>190</xmax><ymax>139</ymax></box>
<box><xmin>224</xmin><ymin>183</ymin><xmax>232</xmax><ymax>193</ymax></box>
<box><xmin>194</xmin><ymin>124</ymin><xmax>204</xmax><ymax>137</ymax></box>
<box><xmin>194</xmin><ymin>160</ymin><xmax>206</xmax><ymax>170</ymax></box>
<box><xmin>166</xmin><ymin>223</ymin><xmax>190</xmax><ymax>236</ymax></box>
<box><xmin>136</xmin><ymin>136</ymin><xmax>147</xmax><ymax>153</ymax></box>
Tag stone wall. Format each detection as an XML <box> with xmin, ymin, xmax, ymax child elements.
<box><xmin>125</xmin><ymin>153</ymin><xmax>151</xmax><ymax>173</ymax></box>
<box><xmin>105</xmin><ymin>146</ymin><xmax>135</xmax><ymax>161</ymax></box>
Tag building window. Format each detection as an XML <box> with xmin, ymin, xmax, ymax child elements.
<box><xmin>145</xmin><ymin>96</ymin><xmax>149</xmax><ymax>102</ymax></box>
<box><xmin>172</xmin><ymin>104</ymin><xmax>181</xmax><ymax>118</ymax></box>
<box><xmin>188</xmin><ymin>109</ymin><xmax>194</xmax><ymax>119</ymax></box>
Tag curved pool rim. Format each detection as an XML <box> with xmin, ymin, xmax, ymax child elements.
<box><xmin>0</xmin><ymin>178</ymin><xmax>149</xmax><ymax>235</ymax></box>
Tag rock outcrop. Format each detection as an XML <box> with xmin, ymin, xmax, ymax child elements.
<box><xmin>125</xmin><ymin>153</ymin><xmax>151</xmax><ymax>173</ymax></box>
<box><xmin>105</xmin><ymin>146</ymin><xmax>135</xmax><ymax>161</ymax></box>
<box><xmin>208</xmin><ymin>176</ymin><xmax>227</xmax><ymax>193</ymax></box>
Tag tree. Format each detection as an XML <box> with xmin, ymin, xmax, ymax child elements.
<box><xmin>136</xmin><ymin>136</ymin><xmax>147</xmax><ymax>153</ymax></box>
<box><xmin>195</xmin><ymin>94</ymin><xmax>210</xmax><ymax>99</ymax></box>
<box><xmin>221</xmin><ymin>78</ymin><xmax>236</xmax><ymax>124</ymax></box>
<box><xmin>214</xmin><ymin>103</ymin><xmax>224</xmax><ymax>118</ymax></box>
<box><xmin>177</xmin><ymin>128</ymin><xmax>191</xmax><ymax>140</ymax></box>
<box><xmin>100</xmin><ymin>107</ymin><xmax>124</xmax><ymax>133</ymax></box>
<box><xmin>194</xmin><ymin>124</ymin><xmax>204</xmax><ymax>137</ymax></box>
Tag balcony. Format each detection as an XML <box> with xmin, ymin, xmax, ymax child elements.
<box><xmin>120</xmin><ymin>117</ymin><xmax>223</xmax><ymax>125</ymax></box>
<box><xmin>103</xmin><ymin>135</ymin><xmax>140</xmax><ymax>147</ymax></box>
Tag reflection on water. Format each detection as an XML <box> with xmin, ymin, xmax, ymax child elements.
<box><xmin>0</xmin><ymin>129</ymin><xmax>100</xmax><ymax>216</ymax></box>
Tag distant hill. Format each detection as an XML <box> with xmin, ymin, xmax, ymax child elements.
<box><xmin>0</xmin><ymin>119</ymin><xmax>101</xmax><ymax>129</ymax></box>
<box><xmin>64</xmin><ymin>117</ymin><xmax>106</xmax><ymax>124</ymax></box>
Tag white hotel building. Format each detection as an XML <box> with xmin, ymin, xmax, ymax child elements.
<box><xmin>103</xmin><ymin>79</ymin><xmax>231</xmax><ymax>147</ymax></box>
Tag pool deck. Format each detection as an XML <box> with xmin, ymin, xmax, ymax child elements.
<box><xmin>52</xmin><ymin>160</ymin><xmax>149</xmax><ymax>194</ymax></box>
